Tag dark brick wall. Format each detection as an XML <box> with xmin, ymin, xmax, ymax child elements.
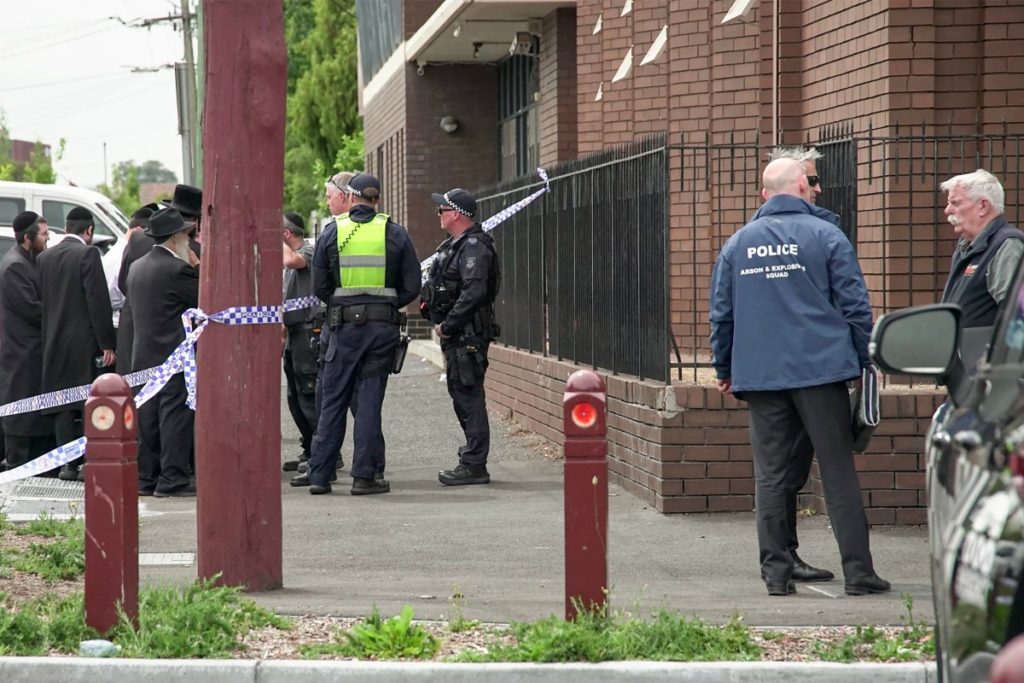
<box><xmin>487</xmin><ymin>343</ymin><xmax>939</xmax><ymax>521</ymax></box>
<box><xmin>539</xmin><ymin>8</ymin><xmax>578</xmax><ymax>165</ymax></box>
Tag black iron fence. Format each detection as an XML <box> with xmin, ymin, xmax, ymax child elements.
<box><xmin>672</xmin><ymin>123</ymin><xmax>1024</xmax><ymax>382</ymax></box>
<box><xmin>475</xmin><ymin>134</ymin><xmax>669</xmax><ymax>382</ymax></box>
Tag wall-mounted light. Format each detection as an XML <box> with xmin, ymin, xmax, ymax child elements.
<box><xmin>453</xmin><ymin>23</ymin><xmax>461</xmax><ymax>38</ymax></box>
<box><xmin>440</xmin><ymin>116</ymin><xmax>460</xmax><ymax>134</ymax></box>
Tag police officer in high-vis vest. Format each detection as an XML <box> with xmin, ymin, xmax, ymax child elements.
<box><xmin>422</xmin><ymin>188</ymin><xmax>501</xmax><ymax>486</ymax></box>
<box><xmin>303</xmin><ymin>172</ymin><xmax>420</xmax><ymax>495</ymax></box>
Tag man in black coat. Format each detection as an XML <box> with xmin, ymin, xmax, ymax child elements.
<box><xmin>38</xmin><ymin>207</ymin><xmax>116</xmax><ymax>481</ymax></box>
<box><xmin>126</xmin><ymin>208</ymin><xmax>199</xmax><ymax>497</ymax></box>
<box><xmin>114</xmin><ymin>205</ymin><xmax>156</xmax><ymax>374</ymax></box>
<box><xmin>118</xmin><ymin>186</ymin><xmax>201</xmax><ymax>373</ymax></box>
<box><xmin>0</xmin><ymin>212</ymin><xmax>55</xmax><ymax>469</ymax></box>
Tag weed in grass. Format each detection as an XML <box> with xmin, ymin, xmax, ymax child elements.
<box><xmin>458</xmin><ymin>607</ymin><xmax>761</xmax><ymax>663</ymax></box>
<box><xmin>447</xmin><ymin>585</ymin><xmax>480</xmax><ymax>633</ymax></box>
<box><xmin>12</xmin><ymin>536</ymin><xmax>85</xmax><ymax>582</ymax></box>
<box><xmin>301</xmin><ymin>606</ymin><xmax>438</xmax><ymax>660</ymax></box>
<box><xmin>17</xmin><ymin>512</ymin><xmax>81</xmax><ymax>539</ymax></box>
<box><xmin>813</xmin><ymin>595</ymin><xmax>934</xmax><ymax>663</ymax></box>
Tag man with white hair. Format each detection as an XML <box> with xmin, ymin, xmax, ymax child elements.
<box><xmin>710</xmin><ymin>158</ymin><xmax>887</xmax><ymax>597</ymax></box>
<box><xmin>940</xmin><ymin>170</ymin><xmax>1024</xmax><ymax>343</ymax></box>
<box><xmin>768</xmin><ymin>146</ymin><xmax>823</xmax><ymax>205</ymax></box>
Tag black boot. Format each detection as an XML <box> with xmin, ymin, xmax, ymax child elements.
<box><xmin>792</xmin><ymin>553</ymin><xmax>834</xmax><ymax>582</ymax></box>
<box><xmin>290</xmin><ymin>470</ymin><xmax>337</xmax><ymax>487</ymax></box>
<box><xmin>351</xmin><ymin>476</ymin><xmax>390</xmax><ymax>495</ymax></box>
<box><xmin>438</xmin><ymin>463</ymin><xmax>490</xmax><ymax>486</ymax></box>
<box><xmin>282</xmin><ymin>451</ymin><xmax>309</xmax><ymax>472</ymax></box>
<box><xmin>58</xmin><ymin>463</ymin><xmax>80</xmax><ymax>482</ymax></box>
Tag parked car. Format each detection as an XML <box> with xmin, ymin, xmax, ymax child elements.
<box><xmin>0</xmin><ymin>180</ymin><xmax>130</xmax><ymax>242</ymax></box>
<box><xmin>0</xmin><ymin>227</ymin><xmax>116</xmax><ymax>259</ymax></box>
<box><xmin>870</xmin><ymin>268</ymin><xmax>1024</xmax><ymax>682</ymax></box>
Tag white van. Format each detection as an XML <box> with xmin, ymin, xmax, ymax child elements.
<box><xmin>0</xmin><ymin>181</ymin><xmax>130</xmax><ymax>240</ymax></box>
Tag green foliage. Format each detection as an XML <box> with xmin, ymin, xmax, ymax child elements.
<box><xmin>0</xmin><ymin>112</ymin><xmax>62</xmax><ymax>183</ymax></box>
<box><xmin>283</xmin><ymin>0</ymin><xmax>364</xmax><ymax>219</ymax></box>
<box><xmin>459</xmin><ymin>608</ymin><xmax>761</xmax><ymax>663</ymax></box>
<box><xmin>301</xmin><ymin>606</ymin><xmax>438</xmax><ymax>660</ymax></box>
<box><xmin>135</xmin><ymin>160</ymin><xmax>178</xmax><ymax>184</ymax></box>
<box><xmin>2</xmin><ymin>513</ymin><xmax>85</xmax><ymax>582</ymax></box>
<box><xmin>447</xmin><ymin>585</ymin><xmax>480</xmax><ymax>633</ymax></box>
<box><xmin>812</xmin><ymin>594</ymin><xmax>934</xmax><ymax>663</ymax></box>
<box><xmin>0</xmin><ymin>580</ymin><xmax>291</xmax><ymax>658</ymax></box>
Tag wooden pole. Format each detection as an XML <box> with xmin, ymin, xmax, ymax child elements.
<box><xmin>196</xmin><ymin>0</ymin><xmax>285</xmax><ymax>590</ymax></box>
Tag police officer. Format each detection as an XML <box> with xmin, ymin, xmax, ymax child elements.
<box><xmin>301</xmin><ymin>172</ymin><xmax>420</xmax><ymax>495</ymax></box>
<box><xmin>423</xmin><ymin>188</ymin><xmax>500</xmax><ymax>486</ymax></box>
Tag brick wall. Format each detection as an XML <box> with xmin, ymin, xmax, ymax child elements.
<box><xmin>487</xmin><ymin>344</ymin><xmax>939</xmax><ymax>522</ymax></box>
<box><xmin>539</xmin><ymin>8</ymin><xmax>579</xmax><ymax>166</ymax></box>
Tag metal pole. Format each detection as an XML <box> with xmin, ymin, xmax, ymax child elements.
<box><xmin>174</xmin><ymin>62</ymin><xmax>194</xmax><ymax>185</ymax></box>
<box><xmin>181</xmin><ymin>0</ymin><xmax>199</xmax><ymax>184</ymax></box>
<box><xmin>103</xmin><ymin>142</ymin><xmax>108</xmax><ymax>187</ymax></box>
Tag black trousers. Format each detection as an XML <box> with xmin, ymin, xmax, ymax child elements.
<box><xmin>54</xmin><ymin>410</ymin><xmax>84</xmax><ymax>468</ymax></box>
<box><xmin>745</xmin><ymin>382</ymin><xmax>874</xmax><ymax>583</ymax></box>
<box><xmin>4</xmin><ymin>434</ymin><xmax>57</xmax><ymax>469</ymax></box>
<box><xmin>284</xmin><ymin>327</ymin><xmax>319</xmax><ymax>454</ymax></box>
<box><xmin>137</xmin><ymin>374</ymin><xmax>193</xmax><ymax>493</ymax></box>
<box><xmin>443</xmin><ymin>341</ymin><xmax>490</xmax><ymax>466</ymax></box>
<box><xmin>308</xmin><ymin>321</ymin><xmax>397</xmax><ymax>484</ymax></box>
<box><xmin>781</xmin><ymin>430</ymin><xmax>814</xmax><ymax>556</ymax></box>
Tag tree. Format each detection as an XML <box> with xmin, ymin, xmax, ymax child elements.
<box><xmin>136</xmin><ymin>160</ymin><xmax>178</xmax><ymax>184</ymax></box>
<box><xmin>96</xmin><ymin>161</ymin><xmax>141</xmax><ymax>216</ymax></box>
<box><xmin>0</xmin><ymin>112</ymin><xmax>63</xmax><ymax>184</ymax></box>
<box><xmin>283</xmin><ymin>0</ymin><xmax>363</xmax><ymax>220</ymax></box>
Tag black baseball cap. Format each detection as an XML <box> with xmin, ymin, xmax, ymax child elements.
<box><xmin>431</xmin><ymin>188</ymin><xmax>477</xmax><ymax>218</ymax></box>
<box><xmin>345</xmin><ymin>172</ymin><xmax>381</xmax><ymax>198</ymax></box>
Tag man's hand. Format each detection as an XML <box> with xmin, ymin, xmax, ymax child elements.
<box><xmin>102</xmin><ymin>349</ymin><xmax>116</xmax><ymax>367</ymax></box>
<box><xmin>434</xmin><ymin>323</ymin><xmax>449</xmax><ymax>339</ymax></box>
<box><xmin>187</xmin><ymin>248</ymin><xmax>200</xmax><ymax>268</ymax></box>
<box><xmin>716</xmin><ymin>378</ymin><xmax>732</xmax><ymax>395</ymax></box>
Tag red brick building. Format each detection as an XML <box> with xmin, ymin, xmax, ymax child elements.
<box><xmin>356</xmin><ymin>0</ymin><xmax>1024</xmax><ymax>522</ymax></box>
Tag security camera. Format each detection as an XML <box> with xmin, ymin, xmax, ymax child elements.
<box><xmin>509</xmin><ymin>31</ymin><xmax>533</xmax><ymax>56</ymax></box>
<box><xmin>415</xmin><ymin>58</ymin><xmax>426</xmax><ymax>76</ymax></box>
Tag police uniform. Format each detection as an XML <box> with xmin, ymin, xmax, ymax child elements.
<box><xmin>423</xmin><ymin>188</ymin><xmax>500</xmax><ymax>486</ymax></box>
<box><xmin>304</xmin><ymin>173</ymin><xmax>420</xmax><ymax>495</ymax></box>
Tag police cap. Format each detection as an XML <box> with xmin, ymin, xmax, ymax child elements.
<box><xmin>431</xmin><ymin>188</ymin><xmax>477</xmax><ymax>218</ymax></box>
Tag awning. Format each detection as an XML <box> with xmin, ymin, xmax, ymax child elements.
<box><xmin>406</xmin><ymin>0</ymin><xmax>576</xmax><ymax>64</ymax></box>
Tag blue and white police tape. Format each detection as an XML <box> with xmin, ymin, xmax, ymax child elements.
<box><xmin>419</xmin><ymin>167</ymin><xmax>550</xmax><ymax>283</ymax></box>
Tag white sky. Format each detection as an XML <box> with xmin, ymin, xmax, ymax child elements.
<box><xmin>1</xmin><ymin>0</ymin><xmax>188</xmax><ymax>189</ymax></box>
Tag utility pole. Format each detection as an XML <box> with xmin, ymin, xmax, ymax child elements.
<box><xmin>103</xmin><ymin>142</ymin><xmax>108</xmax><ymax>187</ymax></box>
<box><xmin>180</xmin><ymin>1</ymin><xmax>199</xmax><ymax>184</ymax></box>
<box><xmin>195</xmin><ymin>0</ymin><xmax>285</xmax><ymax>591</ymax></box>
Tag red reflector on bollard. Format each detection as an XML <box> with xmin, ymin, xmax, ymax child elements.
<box><xmin>571</xmin><ymin>401</ymin><xmax>598</xmax><ymax>429</ymax></box>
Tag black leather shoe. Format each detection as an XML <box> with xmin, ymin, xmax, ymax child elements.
<box><xmin>792</xmin><ymin>554</ymin><xmax>834</xmax><ymax>582</ymax></box>
<box><xmin>58</xmin><ymin>464</ymin><xmax>80</xmax><ymax>482</ymax></box>
<box><xmin>139</xmin><ymin>487</ymin><xmax>155</xmax><ymax>497</ymax></box>
<box><xmin>765</xmin><ymin>580</ymin><xmax>796</xmax><ymax>596</ymax></box>
<box><xmin>309</xmin><ymin>483</ymin><xmax>332</xmax><ymax>495</ymax></box>
<box><xmin>439</xmin><ymin>463</ymin><xmax>490</xmax><ymax>486</ymax></box>
<box><xmin>154</xmin><ymin>484</ymin><xmax>197</xmax><ymax>498</ymax></box>
<box><xmin>844</xmin><ymin>574</ymin><xmax>891</xmax><ymax>596</ymax></box>
<box><xmin>282</xmin><ymin>452</ymin><xmax>308</xmax><ymax>472</ymax></box>
<box><xmin>290</xmin><ymin>471</ymin><xmax>337</xmax><ymax>487</ymax></box>
<box><xmin>351</xmin><ymin>477</ymin><xmax>390</xmax><ymax>495</ymax></box>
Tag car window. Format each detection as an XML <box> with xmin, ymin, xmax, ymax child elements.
<box><xmin>41</xmin><ymin>200</ymin><xmax>115</xmax><ymax>237</ymax></box>
<box><xmin>0</xmin><ymin>197</ymin><xmax>26</xmax><ymax>225</ymax></box>
<box><xmin>0</xmin><ymin>236</ymin><xmax>14</xmax><ymax>259</ymax></box>
<box><xmin>989</xmin><ymin>257</ymin><xmax>1024</xmax><ymax>365</ymax></box>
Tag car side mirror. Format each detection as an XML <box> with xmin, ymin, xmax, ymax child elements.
<box><xmin>870</xmin><ymin>304</ymin><xmax>962</xmax><ymax>376</ymax></box>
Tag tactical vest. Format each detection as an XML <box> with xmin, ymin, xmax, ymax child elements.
<box><xmin>941</xmin><ymin>217</ymin><xmax>1023</xmax><ymax>328</ymax></box>
<box><xmin>334</xmin><ymin>212</ymin><xmax>396</xmax><ymax>299</ymax></box>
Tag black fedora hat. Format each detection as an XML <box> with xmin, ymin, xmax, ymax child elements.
<box><xmin>160</xmin><ymin>184</ymin><xmax>202</xmax><ymax>218</ymax></box>
<box><xmin>145</xmin><ymin>208</ymin><xmax>189</xmax><ymax>238</ymax></box>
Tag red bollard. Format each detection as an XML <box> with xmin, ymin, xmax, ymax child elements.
<box><xmin>84</xmin><ymin>374</ymin><xmax>139</xmax><ymax>633</ymax></box>
<box><xmin>563</xmin><ymin>369</ymin><xmax>608</xmax><ymax>621</ymax></box>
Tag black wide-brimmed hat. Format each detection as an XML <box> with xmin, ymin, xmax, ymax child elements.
<box><xmin>161</xmin><ymin>184</ymin><xmax>202</xmax><ymax>218</ymax></box>
<box><xmin>431</xmin><ymin>187</ymin><xmax>477</xmax><ymax>217</ymax></box>
<box><xmin>145</xmin><ymin>208</ymin><xmax>189</xmax><ymax>238</ymax></box>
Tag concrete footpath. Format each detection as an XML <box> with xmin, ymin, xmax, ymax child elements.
<box><xmin>135</xmin><ymin>341</ymin><xmax>931</xmax><ymax>627</ymax></box>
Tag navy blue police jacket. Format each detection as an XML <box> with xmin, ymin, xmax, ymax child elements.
<box><xmin>709</xmin><ymin>194</ymin><xmax>873</xmax><ymax>393</ymax></box>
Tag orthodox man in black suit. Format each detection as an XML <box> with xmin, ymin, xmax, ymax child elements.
<box><xmin>38</xmin><ymin>207</ymin><xmax>116</xmax><ymax>481</ymax></box>
<box><xmin>126</xmin><ymin>208</ymin><xmax>199</xmax><ymax>497</ymax></box>
<box><xmin>0</xmin><ymin>212</ymin><xmax>55</xmax><ymax>469</ymax></box>
<box><xmin>118</xmin><ymin>185</ymin><xmax>201</xmax><ymax>374</ymax></box>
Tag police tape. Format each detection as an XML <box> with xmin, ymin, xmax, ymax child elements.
<box><xmin>419</xmin><ymin>167</ymin><xmax>550</xmax><ymax>283</ymax></box>
<box><xmin>0</xmin><ymin>177</ymin><xmax>549</xmax><ymax>486</ymax></box>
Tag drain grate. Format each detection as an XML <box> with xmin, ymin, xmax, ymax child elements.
<box><xmin>10</xmin><ymin>479</ymin><xmax>84</xmax><ymax>501</ymax></box>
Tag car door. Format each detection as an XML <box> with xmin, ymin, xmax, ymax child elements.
<box><xmin>40</xmin><ymin>199</ymin><xmax>118</xmax><ymax>239</ymax></box>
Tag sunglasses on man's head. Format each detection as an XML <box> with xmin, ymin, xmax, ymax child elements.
<box><xmin>806</xmin><ymin>175</ymin><xmax>820</xmax><ymax>188</ymax></box>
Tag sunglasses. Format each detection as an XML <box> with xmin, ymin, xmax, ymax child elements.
<box><xmin>806</xmin><ymin>175</ymin><xmax>820</xmax><ymax>188</ymax></box>
<box><xmin>437</xmin><ymin>207</ymin><xmax>456</xmax><ymax>216</ymax></box>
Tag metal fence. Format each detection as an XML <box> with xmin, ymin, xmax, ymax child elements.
<box><xmin>475</xmin><ymin>134</ymin><xmax>669</xmax><ymax>382</ymax></box>
<box><xmin>671</xmin><ymin>123</ymin><xmax>1024</xmax><ymax>382</ymax></box>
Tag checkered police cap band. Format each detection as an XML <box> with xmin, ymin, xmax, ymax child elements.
<box><xmin>344</xmin><ymin>184</ymin><xmax>364</xmax><ymax>197</ymax></box>
<box><xmin>444</xmin><ymin>191</ymin><xmax>473</xmax><ymax>217</ymax></box>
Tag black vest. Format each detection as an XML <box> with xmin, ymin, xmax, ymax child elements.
<box><xmin>941</xmin><ymin>216</ymin><xmax>1024</xmax><ymax>328</ymax></box>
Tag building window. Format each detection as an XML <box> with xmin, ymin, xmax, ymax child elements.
<box><xmin>498</xmin><ymin>39</ymin><xmax>540</xmax><ymax>181</ymax></box>
<box><xmin>355</xmin><ymin>0</ymin><xmax>402</xmax><ymax>84</ymax></box>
